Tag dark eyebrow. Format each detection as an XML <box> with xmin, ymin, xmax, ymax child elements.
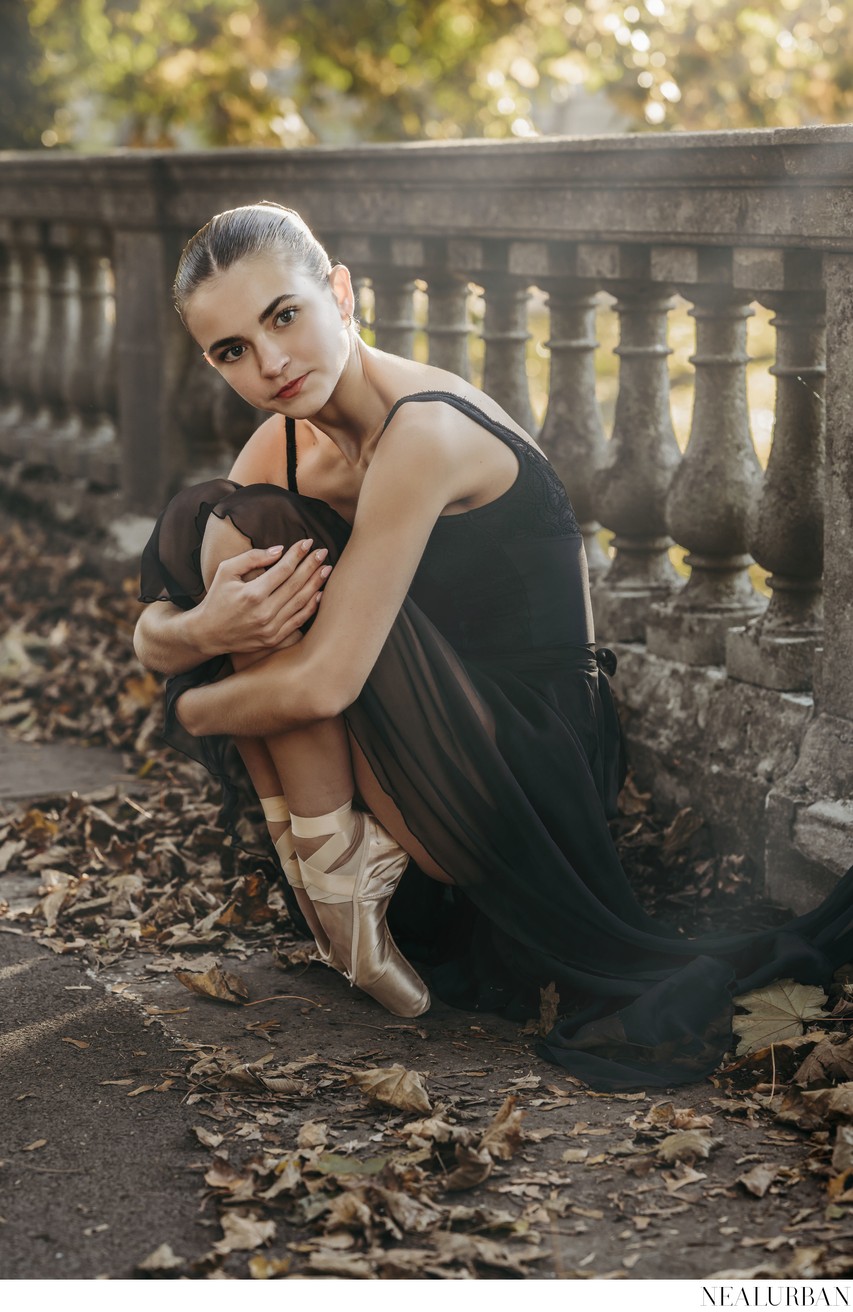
<box><xmin>207</xmin><ymin>292</ymin><xmax>296</xmax><ymax>355</ymax></box>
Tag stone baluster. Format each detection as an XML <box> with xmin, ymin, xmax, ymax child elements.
<box><xmin>726</xmin><ymin>290</ymin><xmax>826</xmax><ymax>691</ymax></box>
<box><xmin>370</xmin><ymin>269</ymin><xmax>417</xmax><ymax>359</ymax></box>
<box><xmin>646</xmin><ymin>283</ymin><xmax>765</xmax><ymax>666</ymax></box>
<box><xmin>175</xmin><ymin>334</ymin><xmax>226</xmax><ymax>482</ymax></box>
<box><xmin>113</xmin><ymin>225</ymin><xmax>188</xmax><ymax>513</ymax></box>
<box><xmin>0</xmin><ymin>228</ymin><xmax>24</xmax><ymax>433</ymax></box>
<box><xmin>72</xmin><ymin>237</ymin><xmax>120</xmax><ymax>488</ymax></box>
<box><xmin>589</xmin><ymin>280</ymin><xmax>683</xmax><ymax>641</ymax></box>
<box><xmin>426</xmin><ymin>274</ymin><xmax>471</xmax><ymax>379</ymax></box>
<box><xmin>40</xmin><ymin>228</ymin><xmax>84</xmax><ymax>472</ymax></box>
<box><xmin>17</xmin><ymin>224</ymin><xmax>52</xmax><ymax>441</ymax></box>
<box><xmin>817</xmin><ymin>256</ymin><xmax>853</xmax><ymax>726</ymax></box>
<box><xmin>538</xmin><ymin>277</ymin><xmax>610</xmax><ymax>579</ymax></box>
<box><xmin>480</xmin><ymin>273</ymin><xmax>536</xmax><ymax>433</ymax></box>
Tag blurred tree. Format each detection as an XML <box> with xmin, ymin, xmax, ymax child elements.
<box><xmin>0</xmin><ymin>0</ymin><xmax>56</xmax><ymax>147</ymax></box>
<box><xmin>23</xmin><ymin>0</ymin><xmax>853</xmax><ymax>150</ymax></box>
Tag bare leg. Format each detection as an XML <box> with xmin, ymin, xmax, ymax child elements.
<box><xmin>197</xmin><ymin>508</ymin><xmax>436</xmax><ymax>1014</ymax></box>
<box><xmin>200</xmin><ymin>510</ymin><xmax>453</xmax><ymax>880</ymax></box>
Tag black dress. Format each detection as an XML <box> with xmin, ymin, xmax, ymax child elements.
<box><xmin>139</xmin><ymin>391</ymin><xmax>853</xmax><ymax>1091</ymax></box>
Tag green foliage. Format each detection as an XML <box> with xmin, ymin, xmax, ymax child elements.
<box><xmin>21</xmin><ymin>0</ymin><xmax>853</xmax><ymax>150</ymax></box>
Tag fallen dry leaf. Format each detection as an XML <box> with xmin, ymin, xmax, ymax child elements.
<box><xmin>776</xmin><ymin>1082</ymin><xmax>853</xmax><ymax>1131</ymax></box>
<box><xmin>538</xmin><ymin>981</ymin><xmax>560</xmax><ymax>1037</ymax></box>
<box><xmin>174</xmin><ymin>963</ymin><xmax>250</xmax><ymax>1005</ymax></box>
<box><xmin>136</xmin><ymin>1243</ymin><xmax>185</xmax><ymax>1273</ymax></box>
<box><xmin>737</xmin><ymin>1163</ymin><xmax>780</xmax><ymax>1198</ymax></box>
<box><xmin>731</xmin><ymin>981</ymin><xmax>828</xmax><ymax>1056</ymax></box>
<box><xmin>307</xmin><ymin>1249</ymin><xmax>373</xmax><ymax>1278</ymax></box>
<box><xmin>793</xmin><ymin>1034</ymin><xmax>853</xmax><ymax>1087</ymax></box>
<box><xmin>479</xmin><ymin>1095</ymin><xmax>524</xmax><ymax>1161</ymax></box>
<box><xmin>60</xmin><ymin>1037</ymin><xmax>90</xmax><ymax>1049</ymax></box>
<box><xmin>213</xmin><ymin>1210</ymin><xmax>277</xmax><ymax>1254</ymax></box>
<box><xmin>832</xmin><ymin>1125</ymin><xmax>853</xmax><ymax>1174</ymax></box>
<box><xmin>348</xmin><ymin>1065</ymin><xmax>431</xmax><ymax>1114</ymax></box>
<box><xmin>443</xmin><ymin>1143</ymin><xmax>494</xmax><ymax>1192</ymax></box>
<box><xmin>22</xmin><ymin>1139</ymin><xmax>47</xmax><ymax>1152</ymax></box>
<box><xmin>248</xmin><ymin>1255</ymin><xmax>291</xmax><ymax>1279</ymax></box>
<box><xmin>297</xmin><ymin>1120</ymin><xmax>328</xmax><ymax>1151</ymax></box>
<box><xmin>656</xmin><ymin>1130</ymin><xmax>720</xmax><ymax>1166</ymax></box>
<box><xmin>193</xmin><ymin>1126</ymin><xmax>224</xmax><ymax>1150</ymax></box>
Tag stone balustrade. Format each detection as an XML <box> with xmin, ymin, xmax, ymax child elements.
<box><xmin>1</xmin><ymin>128</ymin><xmax>852</xmax><ymax>907</ymax></box>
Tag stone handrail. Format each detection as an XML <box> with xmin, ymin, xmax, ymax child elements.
<box><xmin>1</xmin><ymin>126</ymin><xmax>852</xmax><ymax>905</ymax></box>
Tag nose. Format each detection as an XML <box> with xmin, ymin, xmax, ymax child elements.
<box><xmin>258</xmin><ymin>341</ymin><xmax>288</xmax><ymax>379</ymax></box>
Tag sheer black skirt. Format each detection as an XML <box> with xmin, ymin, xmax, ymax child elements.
<box><xmin>140</xmin><ymin>480</ymin><xmax>853</xmax><ymax>1091</ymax></box>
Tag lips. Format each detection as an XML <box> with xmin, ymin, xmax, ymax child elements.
<box><xmin>276</xmin><ymin>374</ymin><xmax>307</xmax><ymax>400</ymax></box>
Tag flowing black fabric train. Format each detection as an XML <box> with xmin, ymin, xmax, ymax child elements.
<box><xmin>139</xmin><ymin>391</ymin><xmax>853</xmax><ymax>1090</ymax></box>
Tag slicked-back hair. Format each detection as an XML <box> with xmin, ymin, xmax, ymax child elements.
<box><xmin>173</xmin><ymin>201</ymin><xmax>332</xmax><ymax>322</ymax></box>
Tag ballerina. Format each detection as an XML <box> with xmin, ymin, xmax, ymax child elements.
<box><xmin>135</xmin><ymin>201</ymin><xmax>853</xmax><ymax>1091</ymax></box>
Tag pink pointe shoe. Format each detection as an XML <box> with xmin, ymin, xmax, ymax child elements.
<box><xmin>289</xmin><ymin>802</ymin><xmax>431</xmax><ymax>1019</ymax></box>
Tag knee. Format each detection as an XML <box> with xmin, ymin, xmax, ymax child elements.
<box><xmin>209</xmin><ymin>483</ymin><xmax>351</xmax><ymax>567</ymax></box>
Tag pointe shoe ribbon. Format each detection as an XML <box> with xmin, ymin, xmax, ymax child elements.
<box><xmin>291</xmin><ymin>803</ymin><xmax>430</xmax><ymax>1019</ymax></box>
<box><xmin>259</xmin><ymin>794</ymin><xmax>346</xmax><ymax>973</ymax></box>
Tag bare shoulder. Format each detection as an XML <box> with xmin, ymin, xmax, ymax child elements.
<box><xmin>376</xmin><ymin>359</ymin><xmax>541</xmax><ymax>451</ymax></box>
<box><xmin>228</xmin><ymin>415</ymin><xmax>288</xmax><ymax>485</ymax></box>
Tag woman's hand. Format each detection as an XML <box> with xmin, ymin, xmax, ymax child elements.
<box><xmin>193</xmin><ymin>538</ymin><xmax>330</xmax><ymax>656</ymax></box>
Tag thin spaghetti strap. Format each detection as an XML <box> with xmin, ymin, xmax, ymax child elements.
<box><xmin>381</xmin><ymin>390</ymin><xmax>529</xmax><ymax>451</ymax></box>
<box><xmin>285</xmin><ymin>415</ymin><xmax>299</xmax><ymax>493</ymax></box>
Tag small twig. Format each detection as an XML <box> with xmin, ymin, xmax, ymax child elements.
<box><xmin>770</xmin><ymin>1042</ymin><xmax>777</xmax><ymax>1101</ymax></box>
<box><xmin>242</xmin><ymin>994</ymin><xmax>322</xmax><ymax>1008</ymax></box>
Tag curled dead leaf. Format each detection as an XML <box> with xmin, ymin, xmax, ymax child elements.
<box><xmin>297</xmin><ymin>1120</ymin><xmax>328</xmax><ymax>1151</ymax></box>
<box><xmin>737</xmin><ymin>1163</ymin><xmax>780</xmax><ymax>1198</ymax></box>
<box><xmin>443</xmin><ymin>1143</ymin><xmax>494</xmax><ymax>1192</ymax></box>
<box><xmin>793</xmin><ymin>1034</ymin><xmax>853</xmax><ymax>1088</ymax></box>
<box><xmin>213</xmin><ymin>1210</ymin><xmax>276</xmax><ymax>1255</ymax></box>
<box><xmin>776</xmin><ymin>1082</ymin><xmax>853</xmax><ymax>1131</ymax></box>
<box><xmin>479</xmin><ymin>1095</ymin><xmax>524</xmax><ymax>1161</ymax></box>
<box><xmin>174</xmin><ymin>963</ymin><xmax>250</xmax><ymax>1005</ymax></box>
<box><xmin>537</xmin><ymin>981</ymin><xmax>560</xmax><ymax>1037</ymax></box>
<box><xmin>348</xmin><ymin>1065</ymin><xmax>431</xmax><ymax>1114</ymax></box>
<box><xmin>656</xmin><ymin>1130</ymin><xmax>720</xmax><ymax>1166</ymax></box>
<box><xmin>193</xmin><ymin>1126</ymin><xmax>224</xmax><ymax>1150</ymax></box>
<box><xmin>831</xmin><ymin>1125</ymin><xmax>853</xmax><ymax>1174</ymax></box>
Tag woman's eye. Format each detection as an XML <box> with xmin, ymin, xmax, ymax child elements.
<box><xmin>274</xmin><ymin>307</ymin><xmax>298</xmax><ymax>327</ymax></box>
<box><xmin>219</xmin><ymin>344</ymin><xmax>246</xmax><ymax>364</ymax></box>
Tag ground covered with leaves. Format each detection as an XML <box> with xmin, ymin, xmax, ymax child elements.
<box><xmin>3</xmin><ymin>516</ymin><xmax>853</xmax><ymax>1280</ymax></box>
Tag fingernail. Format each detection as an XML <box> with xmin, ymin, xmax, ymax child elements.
<box><xmin>320</xmin><ymin>565</ymin><xmax>332</xmax><ymax>579</ymax></box>
<box><xmin>314</xmin><ymin>548</ymin><xmax>328</xmax><ymax>562</ymax></box>
<box><xmin>315</xmin><ymin>591</ymin><xmax>323</xmax><ymax>602</ymax></box>
<box><xmin>300</xmin><ymin>538</ymin><xmax>313</xmax><ymax>551</ymax></box>
<box><xmin>267</xmin><ymin>545</ymin><xmax>284</xmax><ymax>555</ymax></box>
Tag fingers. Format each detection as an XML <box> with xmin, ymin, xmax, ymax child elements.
<box><xmin>264</xmin><ymin>540</ymin><xmax>328</xmax><ymax>595</ymax></box>
<box><xmin>217</xmin><ymin>543</ymin><xmax>292</xmax><ymax>580</ymax></box>
<box><xmin>269</xmin><ymin>592</ymin><xmax>324</xmax><ymax>647</ymax></box>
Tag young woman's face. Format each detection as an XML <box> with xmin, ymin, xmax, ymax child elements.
<box><xmin>185</xmin><ymin>250</ymin><xmax>353</xmax><ymax>414</ymax></box>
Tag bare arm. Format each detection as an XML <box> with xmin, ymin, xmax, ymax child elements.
<box><xmin>133</xmin><ymin>539</ymin><xmax>327</xmax><ymax>674</ymax></box>
<box><xmin>176</xmin><ymin>404</ymin><xmax>472</xmax><ymax>737</ymax></box>
<box><xmin>132</xmin><ymin>418</ymin><xmax>327</xmax><ymax>676</ymax></box>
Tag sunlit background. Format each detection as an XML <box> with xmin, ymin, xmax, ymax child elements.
<box><xmin>3</xmin><ymin>0</ymin><xmax>844</xmax><ymax>596</ymax></box>
<box><xmin>3</xmin><ymin>0</ymin><xmax>851</xmax><ymax>152</ymax></box>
